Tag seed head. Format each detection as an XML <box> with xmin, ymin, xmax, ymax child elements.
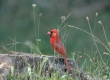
<box><xmin>98</xmin><ymin>21</ymin><xmax>102</xmax><ymax>25</ymax></box>
<box><xmin>39</xmin><ymin>13</ymin><xmax>42</xmax><ymax>17</ymax></box>
<box><xmin>32</xmin><ymin>4</ymin><xmax>36</xmax><ymax>8</ymax></box>
<box><xmin>86</xmin><ymin>16</ymin><xmax>89</xmax><ymax>21</ymax></box>
<box><xmin>96</xmin><ymin>12</ymin><xmax>98</xmax><ymax>16</ymax></box>
<box><xmin>61</xmin><ymin>16</ymin><xmax>65</xmax><ymax>22</ymax></box>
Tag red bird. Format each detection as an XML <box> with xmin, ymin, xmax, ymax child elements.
<box><xmin>47</xmin><ymin>29</ymin><xmax>70</xmax><ymax>73</ymax></box>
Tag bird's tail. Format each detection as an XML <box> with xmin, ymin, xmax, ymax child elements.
<box><xmin>62</xmin><ymin>55</ymin><xmax>70</xmax><ymax>73</ymax></box>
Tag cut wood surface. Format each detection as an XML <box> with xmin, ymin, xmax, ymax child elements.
<box><xmin>0</xmin><ymin>51</ymin><xmax>93</xmax><ymax>80</ymax></box>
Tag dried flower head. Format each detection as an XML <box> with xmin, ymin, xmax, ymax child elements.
<box><xmin>98</xmin><ymin>21</ymin><xmax>102</xmax><ymax>25</ymax></box>
<box><xmin>32</xmin><ymin>4</ymin><xmax>36</xmax><ymax>8</ymax></box>
<box><xmin>61</xmin><ymin>16</ymin><xmax>65</xmax><ymax>22</ymax></box>
<box><xmin>86</xmin><ymin>16</ymin><xmax>89</xmax><ymax>21</ymax></box>
<box><xmin>96</xmin><ymin>12</ymin><xmax>98</xmax><ymax>16</ymax></box>
<box><xmin>39</xmin><ymin>13</ymin><xmax>42</xmax><ymax>17</ymax></box>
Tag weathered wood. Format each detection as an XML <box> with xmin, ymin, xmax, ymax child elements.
<box><xmin>0</xmin><ymin>51</ymin><xmax>93</xmax><ymax>80</ymax></box>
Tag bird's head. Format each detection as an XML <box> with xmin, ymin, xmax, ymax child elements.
<box><xmin>47</xmin><ymin>29</ymin><xmax>59</xmax><ymax>38</ymax></box>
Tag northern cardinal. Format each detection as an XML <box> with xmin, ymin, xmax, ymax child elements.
<box><xmin>47</xmin><ymin>29</ymin><xmax>70</xmax><ymax>73</ymax></box>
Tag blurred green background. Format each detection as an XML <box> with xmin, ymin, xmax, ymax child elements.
<box><xmin>0</xmin><ymin>0</ymin><xmax>110</xmax><ymax>58</ymax></box>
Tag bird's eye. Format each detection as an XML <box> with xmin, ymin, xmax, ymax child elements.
<box><xmin>50</xmin><ymin>31</ymin><xmax>56</xmax><ymax>36</ymax></box>
<box><xmin>50</xmin><ymin>31</ymin><xmax>52</xmax><ymax>34</ymax></box>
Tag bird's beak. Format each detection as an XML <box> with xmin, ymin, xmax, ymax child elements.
<box><xmin>47</xmin><ymin>31</ymin><xmax>51</xmax><ymax>35</ymax></box>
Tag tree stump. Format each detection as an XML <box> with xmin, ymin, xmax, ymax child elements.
<box><xmin>0</xmin><ymin>51</ymin><xmax>93</xmax><ymax>80</ymax></box>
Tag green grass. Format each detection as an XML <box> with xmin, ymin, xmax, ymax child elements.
<box><xmin>68</xmin><ymin>12</ymin><xmax>110</xmax><ymax>79</ymax></box>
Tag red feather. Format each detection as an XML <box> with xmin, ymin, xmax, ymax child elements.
<box><xmin>47</xmin><ymin>29</ymin><xmax>70</xmax><ymax>73</ymax></box>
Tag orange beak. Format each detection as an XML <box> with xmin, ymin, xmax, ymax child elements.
<box><xmin>47</xmin><ymin>31</ymin><xmax>51</xmax><ymax>35</ymax></box>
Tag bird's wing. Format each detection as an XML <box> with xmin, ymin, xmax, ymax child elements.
<box><xmin>52</xmin><ymin>41</ymin><xmax>66</xmax><ymax>56</ymax></box>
